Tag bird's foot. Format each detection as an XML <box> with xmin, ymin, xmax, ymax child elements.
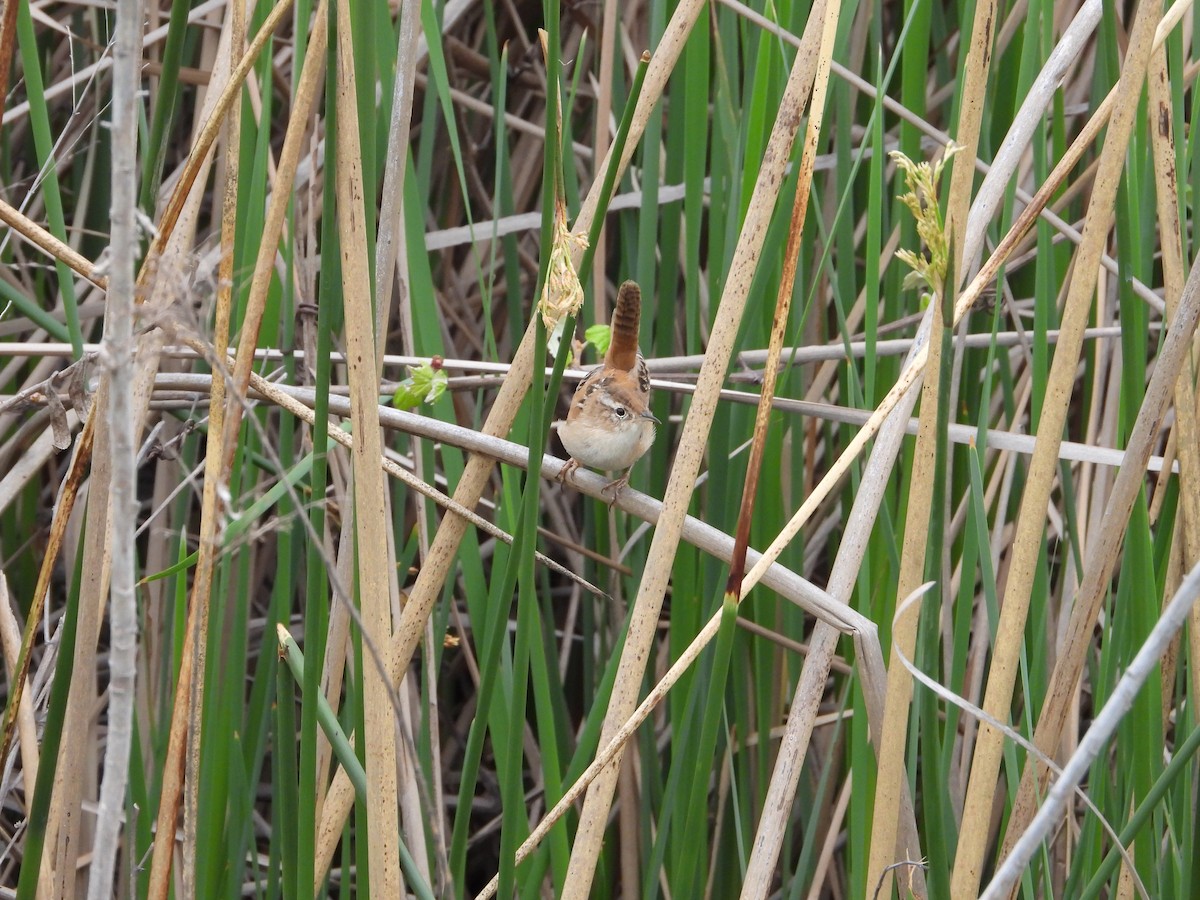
<box><xmin>600</xmin><ymin>471</ymin><xmax>631</xmax><ymax>507</ymax></box>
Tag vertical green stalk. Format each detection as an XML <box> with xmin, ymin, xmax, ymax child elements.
<box><xmin>138</xmin><ymin>0</ymin><xmax>191</xmax><ymax>212</ymax></box>
<box><xmin>15</xmin><ymin>1</ymin><xmax>82</xmax><ymax>355</ymax></box>
<box><xmin>16</xmin><ymin>556</ymin><xmax>83</xmax><ymax>900</ymax></box>
<box><xmin>296</xmin><ymin>9</ymin><xmax>342</xmax><ymax>892</ymax></box>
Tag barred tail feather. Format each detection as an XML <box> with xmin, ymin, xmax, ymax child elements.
<box><xmin>606</xmin><ymin>280</ymin><xmax>642</xmax><ymax>371</ymax></box>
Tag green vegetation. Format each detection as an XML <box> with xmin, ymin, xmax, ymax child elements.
<box><xmin>0</xmin><ymin>0</ymin><xmax>1197</xmax><ymax>897</ymax></box>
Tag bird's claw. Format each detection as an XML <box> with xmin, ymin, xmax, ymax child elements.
<box><xmin>557</xmin><ymin>458</ymin><xmax>580</xmax><ymax>484</ymax></box>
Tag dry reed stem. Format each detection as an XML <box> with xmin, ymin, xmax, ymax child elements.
<box><xmin>807</xmin><ymin>775</ymin><xmax>853</xmax><ymax>900</ymax></box>
<box><xmin>728</xmin><ymin>0</ymin><xmax>833</xmax><ymax>594</ymax></box>
<box><xmin>983</xmin><ymin>555</ymin><xmax>1200</xmax><ymax>899</ymax></box>
<box><xmin>866</xmin><ymin>0</ymin><xmax>998</xmax><ymax>889</ymax></box>
<box><xmin>179</xmin><ymin>0</ymin><xmax>244</xmax><ymax>893</ymax></box>
<box><xmin>85</xmin><ymin>0</ymin><xmax>143</xmax><ymax>894</ymax></box>
<box><xmin>963</xmin><ymin>0</ymin><xmax>1102</xmax><ymax>278</ymax></box>
<box><xmin>1147</xmin><ymin>40</ymin><xmax>1200</xmax><ymax>714</ymax></box>
<box><xmin>0</xmin><ymin>198</ymin><xmax>106</xmax><ymax>287</ymax></box>
<box><xmin>332</xmin><ymin>0</ymin><xmax>402</xmax><ymax>892</ymax></box>
<box><xmin>382</xmin><ymin>0</ymin><xmax>445</xmax><ymax>874</ymax></box>
<box><xmin>374</xmin><ymin>0</ymin><xmax>420</xmax><ymax>368</ymax></box>
<box><xmin>952</xmin><ymin>1</ymin><xmax>1165</xmax><ymax>893</ymax></box>
<box><xmin>1001</xmin><ymin>162</ymin><xmax>1200</xmax><ymax>900</ymax></box>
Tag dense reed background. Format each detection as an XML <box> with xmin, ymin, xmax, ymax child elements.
<box><xmin>0</xmin><ymin>0</ymin><xmax>1198</xmax><ymax>896</ymax></box>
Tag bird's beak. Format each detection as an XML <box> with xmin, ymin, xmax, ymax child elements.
<box><xmin>642</xmin><ymin>410</ymin><xmax>661</xmax><ymax>426</ymax></box>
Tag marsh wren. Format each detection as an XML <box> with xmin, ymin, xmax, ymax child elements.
<box><xmin>556</xmin><ymin>280</ymin><xmax>659</xmax><ymax>501</ymax></box>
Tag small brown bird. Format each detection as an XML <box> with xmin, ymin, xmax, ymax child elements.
<box><xmin>556</xmin><ymin>280</ymin><xmax>659</xmax><ymax>501</ymax></box>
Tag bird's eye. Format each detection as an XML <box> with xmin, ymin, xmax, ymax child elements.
<box><xmin>614</xmin><ymin>407</ymin><xmax>627</xmax><ymax>418</ymax></box>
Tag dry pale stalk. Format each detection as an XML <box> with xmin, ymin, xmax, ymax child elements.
<box><xmin>737</xmin><ymin>1</ymin><xmax>853</xmax><ymax>895</ymax></box>
<box><xmin>1146</xmin><ymin>38</ymin><xmax>1200</xmax><ymax>712</ymax></box>
<box><xmin>85</xmin><ymin>0</ymin><xmax>143</xmax><ymax>895</ymax></box>
<box><xmin>221</xmin><ymin>0</ymin><xmax>327</xmax><ymax>472</ymax></box>
<box><xmin>331</xmin><ymin>0</ymin><xmax>402</xmax><ymax>892</ymax></box>
<box><xmin>145</xmin><ymin>3</ymin><xmax>265</xmax><ymax>893</ymax></box>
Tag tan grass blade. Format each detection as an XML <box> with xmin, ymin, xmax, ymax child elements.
<box><xmin>330</xmin><ymin>0</ymin><xmax>402</xmax><ymax>892</ymax></box>
<box><xmin>380</xmin><ymin>11</ymin><xmax>448</xmax><ymax>861</ymax></box>
<box><xmin>145</xmin><ymin>5</ymin><xmax>267</xmax><ymax>894</ymax></box>
<box><xmin>179</xmin><ymin>0</ymin><xmax>244</xmax><ymax>891</ymax></box>
<box><xmin>1147</xmin><ymin>38</ymin><xmax>1200</xmax><ymax>716</ymax></box>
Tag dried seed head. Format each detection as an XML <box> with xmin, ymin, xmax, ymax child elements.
<box><xmin>538</xmin><ymin>198</ymin><xmax>589</xmax><ymax>330</ymax></box>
